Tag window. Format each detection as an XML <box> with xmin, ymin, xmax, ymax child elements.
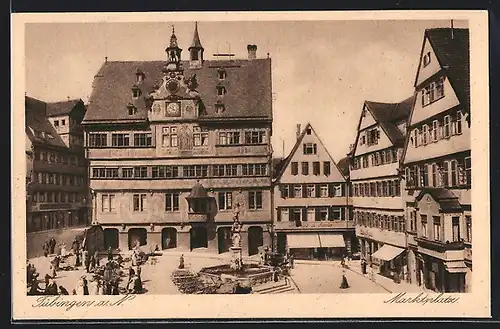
<box><xmin>128</xmin><ymin>105</ymin><xmax>138</xmax><ymax>115</ymax></box>
<box><xmin>92</xmin><ymin>168</ymin><xmax>106</xmax><ymax>178</ymax></box>
<box><xmin>455</xmin><ymin>111</ymin><xmax>463</xmax><ymax>134</ymax></box>
<box><xmin>307</xmin><ymin>208</ymin><xmax>315</xmax><ymax>222</ymax></box>
<box><xmin>465</xmin><ymin>216</ymin><xmax>472</xmax><ymax>242</ymax></box>
<box><xmin>134</xmin><ymin>166</ymin><xmax>148</xmax><ymax>178</ymax></box>
<box><xmin>291</xmin><ymin>162</ymin><xmax>298</xmax><ymax>175</ymax></box>
<box><xmin>331</xmin><ymin>208</ymin><xmax>341</xmax><ymax>220</ymax></box>
<box><xmin>433</xmin><ymin>216</ymin><xmax>441</xmax><ymax>241</ymax></box>
<box><xmin>218</xmin><ymin>131</ymin><xmax>240</xmax><ymax>145</ymax></box>
<box><xmin>105</xmin><ymin>168</ymin><xmax>119</xmax><ymax>178</ymax></box>
<box><xmin>248</xmin><ymin>191</ymin><xmax>263</xmax><ymax>210</ymax></box>
<box><xmin>423</xmin><ymin>51</ymin><xmax>431</xmax><ymax>67</ymax></box>
<box><xmin>333</xmin><ymin>184</ymin><xmax>342</xmax><ymax>197</ymax></box>
<box><xmin>280</xmin><ymin>185</ymin><xmax>290</xmax><ymax>198</ymax></box>
<box><xmin>422</xmin><ymin>164</ymin><xmax>429</xmax><ymax>186</ymax></box>
<box><xmin>435</xmin><ymin>77</ymin><xmax>445</xmax><ymax>99</ymax></box>
<box><xmin>431</xmin><ymin>163</ymin><xmax>438</xmax><ymax>187</ymax></box>
<box><xmin>101</xmin><ymin>194</ymin><xmax>116</xmax><ymax>212</ymax></box>
<box><xmin>306</xmin><ymin>185</ymin><xmax>315</xmax><ymax>198</ymax></box>
<box><xmin>217</xmin><ymin>86</ymin><xmax>227</xmax><ymax>96</ymax></box>
<box><xmin>465</xmin><ymin>157</ymin><xmax>471</xmax><ymax>185</ymax></box>
<box><xmin>134</xmin><ymin>133</ymin><xmax>152</xmax><ymax>147</ymax></box>
<box><xmin>165</xmin><ymin>192</ymin><xmax>180</xmax><ymax>211</ymax></box>
<box><xmin>362</xmin><ymin>156</ymin><xmax>369</xmax><ymax>168</ymax></box>
<box><xmin>242</xmin><ymin>163</ymin><xmax>267</xmax><ymax>176</ymax></box>
<box><xmin>318</xmin><ymin>208</ymin><xmax>328</xmax><ymax>221</ymax></box>
<box><xmin>452</xmin><ymin>216</ymin><xmax>461</xmax><ymax>242</ymax></box>
<box><xmin>218</xmin><ymin>192</ymin><xmax>232</xmax><ymax>210</ymax></box>
<box><xmin>313</xmin><ymin>162</ymin><xmax>320</xmax><ymax>175</ymax></box>
<box><xmin>111</xmin><ymin>133</ymin><xmax>130</xmax><ymax>147</ymax></box>
<box><xmin>303</xmin><ymin>143</ymin><xmax>317</xmax><ymax>155</ymax></box>
<box><xmin>54</xmin><ymin>120</ymin><xmax>59</xmax><ymax>127</ymax></box>
<box><xmin>410</xmin><ymin>211</ymin><xmax>416</xmax><ymax>232</ymax></box>
<box><xmin>323</xmin><ymin>161</ymin><xmax>331</xmax><ymax>176</ymax></box>
<box><xmin>184</xmin><ymin>165</ymin><xmax>209</xmax><ymax>178</ymax></box>
<box><xmin>122</xmin><ymin>167</ymin><xmax>133</xmax><ymax>178</ymax></box>
<box><xmin>152</xmin><ymin>165</ymin><xmax>179</xmax><ymax>178</ymax></box>
<box><xmin>320</xmin><ymin>184</ymin><xmax>328</xmax><ymax>197</ymax></box>
<box><xmin>294</xmin><ymin>185</ymin><xmax>302</xmax><ymax>198</ymax></box>
<box><xmin>301</xmin><ymin>162</ymin><xmax>309</xmax><ymax>175</ymax></box>
<box><xmin>245</xmin><ymin>130</ymin><xmax>266</xmax><ymax>144</ymax></box>
<box><xmin>422</xmin><ymin>125</ymin><xmax>428</xmax><ymax>145</ymax></box>
<box><xmin>432</xmin><ymin>120</ymin><xmax>439</xmax><ymax>141</ymax></box>
<box><xmin>442</xmin><ymin>161</ymin><xmax>449</xmax><ymax>187</ymax></box>
<box><xmin>444</xmin><ymin>115</ymin><xmax>451</xmax><ymax>138</ymax></box>
<box><xmin>279</xmin><ymin>208</ymin><xmax>288</xmax><ymax>222</ymax></box>
<box><xmin>306</xmin><ymin>127</ymin><xmax>312</xmax><ymax>135</ymax></box>
<box><xmin>451</xmin><ymin>160</ymin><xmax>458</xmax><ymax>186</ymax></box>
<box><xmin>61</xmin><ymin>119</ymin><xmax>66</xmax><ymax>126</ymax></box>
<box><xmin>360</xmin><ymin>135</ymin><xmax>366</xmax><ymax>145</ymax></box>
<box><xmin>133</xmin><ymin>194</ymin><xmax>147</xmax><ymax>212</ymax></box>
<box><xmin>367</xmin><ymin>129</ymin><xmax>380</xmax><ymax>146</ymax></box>
<box><xmin>88</xmin><ymin>133</ymin><xmax>107</xmax><ymax>147</ymax></box>
<box><xmin>292</xmin><ymin>208</ymin><xmax>302</xmax><ymax>222</ymax></box>
<box><xmin>421</xmin><ymin>215</ymin><xmax>428</xmax><ymax>238</ymax></box>
<box><xmin>162</xmin><ymin>127</ymin><xmax>178</xmax><ymax>147</ymax></box>
<box><xmin>215</xmin><ymin>103</ymin><xmax>225</xmax><ymax>114</ymax></box>
<box><xmin>193</xmin><ymin>126</ymin><xmax>209</xmax><ymax>146</ymax></box>
<box><xmin>218</xmin><ymin>70</ymin><xmax>227</xmax><ymax>80</ymax></box>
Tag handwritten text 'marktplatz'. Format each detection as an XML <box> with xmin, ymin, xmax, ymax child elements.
<box><xmin>32</xmin><ymin>295</ymin><xmax>136</xmax><ymax>311</ymax></box>
<box><xmin>383</xmin><ymin>292</ymin><xmax>460</xmax><ymax>305</ymax></box>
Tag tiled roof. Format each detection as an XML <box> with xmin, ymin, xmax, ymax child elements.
<box><xmin>336</xmin><ymin>156</ymin><xmax>350</xmax><ymax>178</ymax></box>
<box><xmin>415</xmin><ymin>188</ymin><xmax>462</xmax><ymax>212</ymax></box>
<box><xmin>271</xmin><ymin>157</ymin><xmax>286</xmax><ymax>179</ymax></box>
<box><xmin>189</xmin><ymin>22</ymin><xmax>203</xmax><ymax>49</ymax></box>
<box><xmin>84</xmin><ymin>58</ymin><xmax>272</xmax><ymax>123</ymax></box>
<box><xmin>364</xmin><ymin>95</ymin><xmax>414</xmax><ymax>145</ymax></box>
<box><xmin>45</xmin><ymin>99</ymin><xmax>83</xmax><ymax>117</ymax></box>
<box><xmin>25</xmin><ymin>96</ymin><xmax>67</xmax><ymax>148</ymax></box>
<box><xmin>425</xmin><ymin>28</ymin><xmax>470</xmax><ymax>113</ymax></box>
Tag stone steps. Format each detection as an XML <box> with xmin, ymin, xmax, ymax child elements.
<box><xmin>253</xmin><ymin>279</ymin><xmax>295</xmax><ymax>294</ymax></box>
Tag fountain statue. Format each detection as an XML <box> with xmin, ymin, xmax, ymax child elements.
<box><xmin>229</xmin><ymin>203</ymin><xmax>243</xmax><ymax>271</ymax></box>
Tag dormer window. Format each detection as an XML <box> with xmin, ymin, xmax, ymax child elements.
<box><xmin>216</xmin><ymin>86</ymin><xmax>227</xmax><ymax>96</ymax></box>
<box><xmin>215</xmin><ymin>103</ymin><xmax>226</xmax><ymax>114</ymax></box>
<box><xmin>127</xmin><ymin>103</ymin><xmax>138</xmax><ymax>115</ymax></box>
<box><xmin>306</xmin><ymin>127</ymin><xmax>312</xmax><ymax>135</ymax></box>
<box><xmin>423</xmin><ymin>52</ymin><xmax>431</xmax><ymax>67</ymax></box>
<box><xmin>132</xmin><ymin>84</ymin><xmax>141</xmax><ymax>98</ymax></box>
<box><xmin>135</xmin><ymin>68</ymin><xmax>145</xmax><ymax>82</ymax></box>
<box><xmin>218</xmin><ymin>69</ymin><xmax>227</xmax><ymax>80</ymax></box>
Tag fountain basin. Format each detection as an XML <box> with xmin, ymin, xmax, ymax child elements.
<box><xmin>198</xmin><ymin>263</ymin><xmax>274</xmax><ymax>287</ymax></box>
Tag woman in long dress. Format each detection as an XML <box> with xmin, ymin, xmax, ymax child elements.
<box><xmin>75</xmin><ymin>278</ymin><xmax>85</xmax><ymax>295</ymax></box>
<box><xmin>88</xmin><ymin>277</ymin><xmax>99</xmax><ymax>295</ymax></box>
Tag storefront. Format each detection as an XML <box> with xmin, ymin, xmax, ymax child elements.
<box><xmin>286</xmin><ymin>232</ymin><xmax>346</xmax><ymax>260</ymax></box>
<box><xmin>370</xmin><ymin>244</ymin><xmax>406</xmax><ymax>281</ymax></box>
<box><xmin>416</xmin><ymin>254</ymin><xmax>467</xmax><ymax>292</ymax></box>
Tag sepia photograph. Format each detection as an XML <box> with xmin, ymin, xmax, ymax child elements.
<box><xmin>12</xmin><ymin>11</ymin><xmax>490</xmax><ymax>319</ymax></box>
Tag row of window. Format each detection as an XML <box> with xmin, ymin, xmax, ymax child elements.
<box><xmin>352</xmin><ymin>148</ymin><xmax>399</xmax><ymax>170</ymax></box>
<box><xmin>421</xmin><ymin>76</ymin><xmax>445</xmax><ymax>107</ymax></box>
<box><xmin>278</xmin><ymin>207</ymin><xmax>345</xmax><ymax>222</ymax></box>
<box><xmin>359</xmin><ymin>128</ymin><xmax>381</xmax><ymax>147</ymax></box>
<box><xmin>290</xmin><ymin>161</ymin><xmax>331</xmax><ymax>176</ymax></box>
<box><xmin>410</xmin><ymin>110</ymin><xmax>464</xmax><ymax>148</ymax></box>
<box><xmin>31</xmin><ymin>191</ymin><xmax>86</xmax><ymax>203</ymax></box>
<box><xmin>88</xmin><ymin>129</ymin><xmax>268</xmax><ymax>148</ymax></box>
<box><xmin>34</xmin><ymin>150</ymin><xmax>84</xmax><ymax>166</ymax></box>
<box><xmin>32</xmin><ymin>171</ymin><xmax>85</xmax><ymax>186</ymax></box>
<box><xmin>405</xmin><ymin>157</ymin><xmax>471</xmax><ymax>188</ymax></box>
<box><xmin>92</xmin><ymin>163</ymin><xmax>268</xmax><ymax>179</ymax></box>
<box><xmin>279</xmin><ymin>183</ymin><xmax>344</xmax><ymax>199</ymax></box>
<box><xmin>355</xmin><ymin>211</ymin><xmax>406</xmax><ymax>233</ymax></box>
<box><xmin>27</xmin><ymin>211</ymin><xmax>88</xmax><ymax>233</ymax></box>
<box><xmin>100</xmin><ymin>191</ymin><xmax>265</xmax><ymax>213</ymax></box>
<box><xmin>352</xmin><ymin>180</ymin><xmax>401</xmax><ymax>197</ymax></box>
<box><xmin>408</xmin><ymin>211</ymin><xmax>472</xmax><ymax>243</ymax></box>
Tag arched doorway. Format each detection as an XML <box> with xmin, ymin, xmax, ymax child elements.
<box><xmin>217</xmin><ymin>227</ymin><xmax>232</xmax><ymax>253</ymax></box>
<box><xmin>128</xmin><ymin>228</ymin><xmax>147</xmax><ymax>250</ymax></box>
<box><xmin>248</xmin><ymin>226</ymin><xmax>264</xmax><ymax>256</ymax></box>
<box><xmin>190</xmin><ymin>226</ymin><xmax>208</xmax><ymax>250</ymax></box>
<box><xmin>162</xmin><ymin>228</ymin><xmax>177</xmax><ymax>249</ymax></box>
<box><xmin>103</xmin><ymin>228</ymin><xmax>119</xmax><ymax>250</ymax></box>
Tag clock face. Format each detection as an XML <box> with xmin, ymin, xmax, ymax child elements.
<box><xmin>166</xmin><ymin>102</ymin><xmax>180</xmax><ymax>116</ymax></box>
<box><xmin>166</xmin><ymin>78</ymin><xmax>180</xmax><ymax>94</ymax></box>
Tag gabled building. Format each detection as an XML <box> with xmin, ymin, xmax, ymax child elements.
<box><xmin>350</xmin><ymin>96</ymin><xmax>413</xmax><ymax>279</ymax></box>
<box><xmin>82</xmin><ymin>23</ymin><xmax>273</xmax><ymax>256</ymax></box>
<box><xmin>402</xmin><ymin>28</ymin><xmax>471</xmax><ymax>293</ymax></box>
<box><xmin>272</xmin><ymin>123</ymin><xmax>354</xmax><ymax>260</ymax></box>
<box><xmin>25</xmin><ymin>96</ymin><xmax>90</xmax><ymax>258</ymax></box>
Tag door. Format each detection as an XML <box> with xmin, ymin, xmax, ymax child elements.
<box><xmin>128</xmin><ymin>228</ymin><xmax>147</xmax><ymax>250</ymax></box>
<box><xmin>190</xmin><ymin>226</ymin><xmax>208</xmax><ymax>250</ymax></box>
<box><xmin>217</xmin><ymin>227</ymin><xmax>232</xmax><ymax>253</ymax></box>
<box><xmin>248</xmin><ymin>226</ymin><xmax>264</xmax><ymax>256</ymax></box>
<box><xmin>162</xmin><ymin>228</ymin><xmax>177</xmax><ymax>249</ymax></box>
<box><xmin>103</xmin><ymin>228</ymin><xmax>119</xmax><ymax>250</ymax></box>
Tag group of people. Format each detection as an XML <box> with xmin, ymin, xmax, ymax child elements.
<box><xmin>43</xmin><ymin>238</ymin><xmax>57</xmax><ymax>257</ymax></box>
<box><xmin>27</xmin><ymin>262</ymin><xmax>70</xmax><ymax>296</ymax></box>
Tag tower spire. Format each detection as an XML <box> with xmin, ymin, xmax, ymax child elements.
<box><xmin>188</xmin><ymin>21</ymin><xmax>204</xmax><ymax>68</ymax></box>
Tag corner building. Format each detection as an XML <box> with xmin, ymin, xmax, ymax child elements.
<box><xmin>350</xmin><ymin>97</ymin><xmax>413</xmax><ymax>280</ymax></box>
<box><xmin>402</xmin><ymin>28</ymin><xmax>471</xmax><ymax>292</ymax></box>
<box><xmin>83</xmin><ymin>24</ymin><xmax>273</xmax><ymax>255</ymax></box>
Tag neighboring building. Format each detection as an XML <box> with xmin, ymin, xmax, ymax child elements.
<box><xmin>82</xmin><ymin>23</ymin><xmax>273</xmax><ymax>256</ymax></box>
<box><xmin>25</xmin><ymin>96</ymin><xmax>90</xmax><ymax>258</ymax></box>
<box><xmin>272</xmin><ymin>123</ymin><xmax>354</xmax><ymax>260</ymax></box>
<box><xmin>350</xmin><ymin>96</ymin><xmax>413</xmax><ymax>279</ymax></box>
<box><xmin>402</xmin><ymin>28</ymin><xmax>471</xmax><ymax>293</ymax></box>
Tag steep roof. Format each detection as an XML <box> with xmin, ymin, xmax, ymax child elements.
<box><xmin>271</xmin><ymin>157</ymin><xmax>286</xmax><ymax>180</ymax></box>
<box><xmin>45</xmin><ymin>99</ymin><xmax>83</xmax><ymax>117</ymax></box>
<box><xmin>25</xmin><ymin>96</ymin><xmax>67</xmax><ymax>148</ymax></box>
<box><xmin>84</xmin><ymin>58</ymin><xmax>272</xmax><ymax>123</ymax></box>
<box><xmin>364</xmin><ymin>95</ymin><xmax>414</xmax><ymax>146</ymax></box>
<box><xmin>336</xmin><ymin>156</ymin><xmax>350</xmax><ymax>178</ymax></box>
<box><xmin>274</xmin><ymin>123</ymin><xmax>346</xmax><ymax>182</ymax></box>
<box><xmin>420</xmin><ymin>28</ymin><xmax>470</xmax><ymax>112</ymax></box>
<box><xmin>189</xmin><ymin>22</ymin><xmax>203</xmax><ymax>49</ymax></box>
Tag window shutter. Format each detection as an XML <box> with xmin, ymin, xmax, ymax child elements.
<box><xmin>315</xmin><ymin>184</ymin><xmax>321</xmax><ymax>198</ymax></box>
<box><xmin>315</xmin><ymin>208</ymin><xmax>320</xmax><ymax>221</ymax></box>
<box><xmin>340</xmin><ymin>208</ymin><xmax>345</xmax><ymax>220</ymax></box>
<box><xmin>341</xmin><ymin>184</ymin><xmax>346</xmax><ymax>197</ymax></box>
<box><xmin>303</xmin><ymin>144</ymin><xmax>307</xmax><ymax>154</ymax></box>
<box><xmin>302</xmin><ymin>208</ymin><xmax>307</xmax><ymax>221</ymax></box>
<box><xmin>289</xmin><ymin>209</ymin><xmax>293</xmax><ymax>222</ymax></box>
<box><xmin>280</xmin><ymin>185</ymin><xmax>286</xmax><ymax>199</ymax></box>
<box><xmin>327</xmin><ymin>207</ymin><xmax>332</xmax><ymax>221</ymax></box>
<box><xmin>277</xmin><ymin>209</ymin><xmax>282</xmax><ymax>222</ymax></box>
<box><xmin>313</xmin><ymin>144</ymin><xmax>317</xmax><ymax>154</ymax></box>
<box><xmin>302</xmin><ymin>184</ymin><xmax>307</xmax><ymax>198</ymax></box>
<box><xmin>288</xmin><ymin>184</ymin><xmax>294</xmax><ymax>198</ymax></box>
<box><xmin>328</xmin><ymin>184</ymin><xmax>334</xmax><ymax>197</ymax></box>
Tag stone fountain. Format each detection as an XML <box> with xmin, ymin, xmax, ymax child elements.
<box><xmin>229</xmin><ymin>204</ymin><xmax>243</xmax><ymax>271</ymax></box>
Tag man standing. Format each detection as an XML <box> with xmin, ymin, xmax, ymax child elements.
<box><xmin>49</xmin><ymin>238</ymin><xmax>56</xmax><ymax>255</ymax></box>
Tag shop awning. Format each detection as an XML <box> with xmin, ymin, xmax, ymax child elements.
<box><xmin>318</xmin><ymin>234</ymin><xmax>345</xmax><ymax>248</ymax></box>
<box><xmin>287</xmin><ymin>233</ymin><xmax>321</xmax><ymax>248</ymax></box>
<box><xmin>371</xmin><ymin>245</ymin><xmax>405</xmax><ymax>261</ymax></box>
<box><xmin>445</xmin><ymin>261</ymin><xmax>468</xmax><ymax>273</ymax></box>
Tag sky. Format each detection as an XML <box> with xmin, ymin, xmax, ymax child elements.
<box><xmin>24</xmin><ymin>19</ymin><xmax>468</xmax><ymax>162</ymax></box>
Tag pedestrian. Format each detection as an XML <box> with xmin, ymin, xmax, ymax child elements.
<box><xmin>50</xmin><ymin>261</ymin><xmax>57</xmax><ymax>279</ymax></box>
<box><xmin>136</xmin><ymin>265</ymin><xmax>142</xmax><ymax>286</ymax></box>
<box><xmin>82</xmin><ymin>276</ymin><xmax>89</xmax><ymax>295</ymax></box>
<box><xmin>89</xmin><ymin>255</ymin><xmax>96</xmax><ymax>272</ymax></box>
<box><xmin>49</xmin><ymin>238</ymin><xmax>56</xmax><ymax>255</ymax></box>
<box><xmin>28</xmin><ymin>277</ymin><xmax>43</xmax><ymax>296</ymax></box>
<box><xmin>107</xmin><ymin>246</ymin><xmax>113</xmax><ymax>261</ymax></box>
<box><xmin>72</xmin><ymin>238</ymin><xmax>79</xmax><ymax>255</ymax></box>
<box><xmin>289</xmin><ymin>254</ymin><xmax>294</xmax><ymax>269</ymax></box>
<box><xmin>178</xmin><ymin>254</ymin><xmax>185</xmax><ymax>269</ymax></box>
<box><xmin>59</xmin><ymin>285</ymin><xmax>69</xmax><ymax>295</ymax></box>
<box><xmin>112</xmin><ymin>280</ymin><xmax>120</xmax><ymax>295</ymax></box>
<box><xmin>75</xmin><ymin>249</ymin><xmax>81</xmax><ymax>267</ymax></box>
<box><xmin>45</xmin><ymin>278</ymin><xmax>58</xmax><ymax>295</ymax></box>
<box><xmin>339</xmin><ymin>274</ymin><xmax>350</xmax><ymax>289</ymax></box>
<box><xmin>94</xmin><ymin>251</ymin><xmax>100</xmax><ymax>267</ymax></box>
<box><xmin>97</xmin><ymin>278</ymin><xmax>105</xmax><ymax>295</ymax></box>
<box><xmin>88</xmin><ymin>276</ymin><xmax>99</xmax><ymax>295</ymax></box>
<box><xmin>75</xmin><ymin>278</ymin><xmax>85</xmax><ymax>295</ymax></box>
<box><xmin>127</xmin><ymin>268</ymin><xmax>136</xmax><ymax>292</ymax></box>
<box><xmin>361</xmin><ymin>258</ymin><xmax>367</xmax><ymax>275</ymax></box>
<box><xmin>61</xmin><ymin>243</ymin><xmax>67</xmax><ymax>257</ymax></box>
<box><xmin>43</xmin><ymin>241</ymin><xmax>49</xmax><ymax>257</ymax></box>
<box><xmin>83</xmin><ymin>250</ymin><xmax>90</xmax><ymax>273</ymax></box>
<box><xmin>132</xmin><ymin>274</ymin><xmax>142</xmax><ymax>294</ymax></box>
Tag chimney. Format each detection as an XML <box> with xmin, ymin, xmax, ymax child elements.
<box><xmin>296</xmin><ymin>124</ymin><xmax>301</xmax><ymax>139</ymax></box>
<box><xmin>247</xmin><ymin>44</ymin><xmax>257</xmax><ymax>60</ymax></box>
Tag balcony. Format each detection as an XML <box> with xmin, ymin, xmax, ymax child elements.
<box><xmin>274</xmin><ymin>220</ymin><xmax>354</xmax><ymax>231</ymax></box>
<box><xmin>187</xmin><ymin>212</ymin><xmax>210</xmax><ymax>223</ymax></box>
<box><xmin>414</xmin><ymin>236</ymin><xmax>465</xmax><ymax>252</ymax></box>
